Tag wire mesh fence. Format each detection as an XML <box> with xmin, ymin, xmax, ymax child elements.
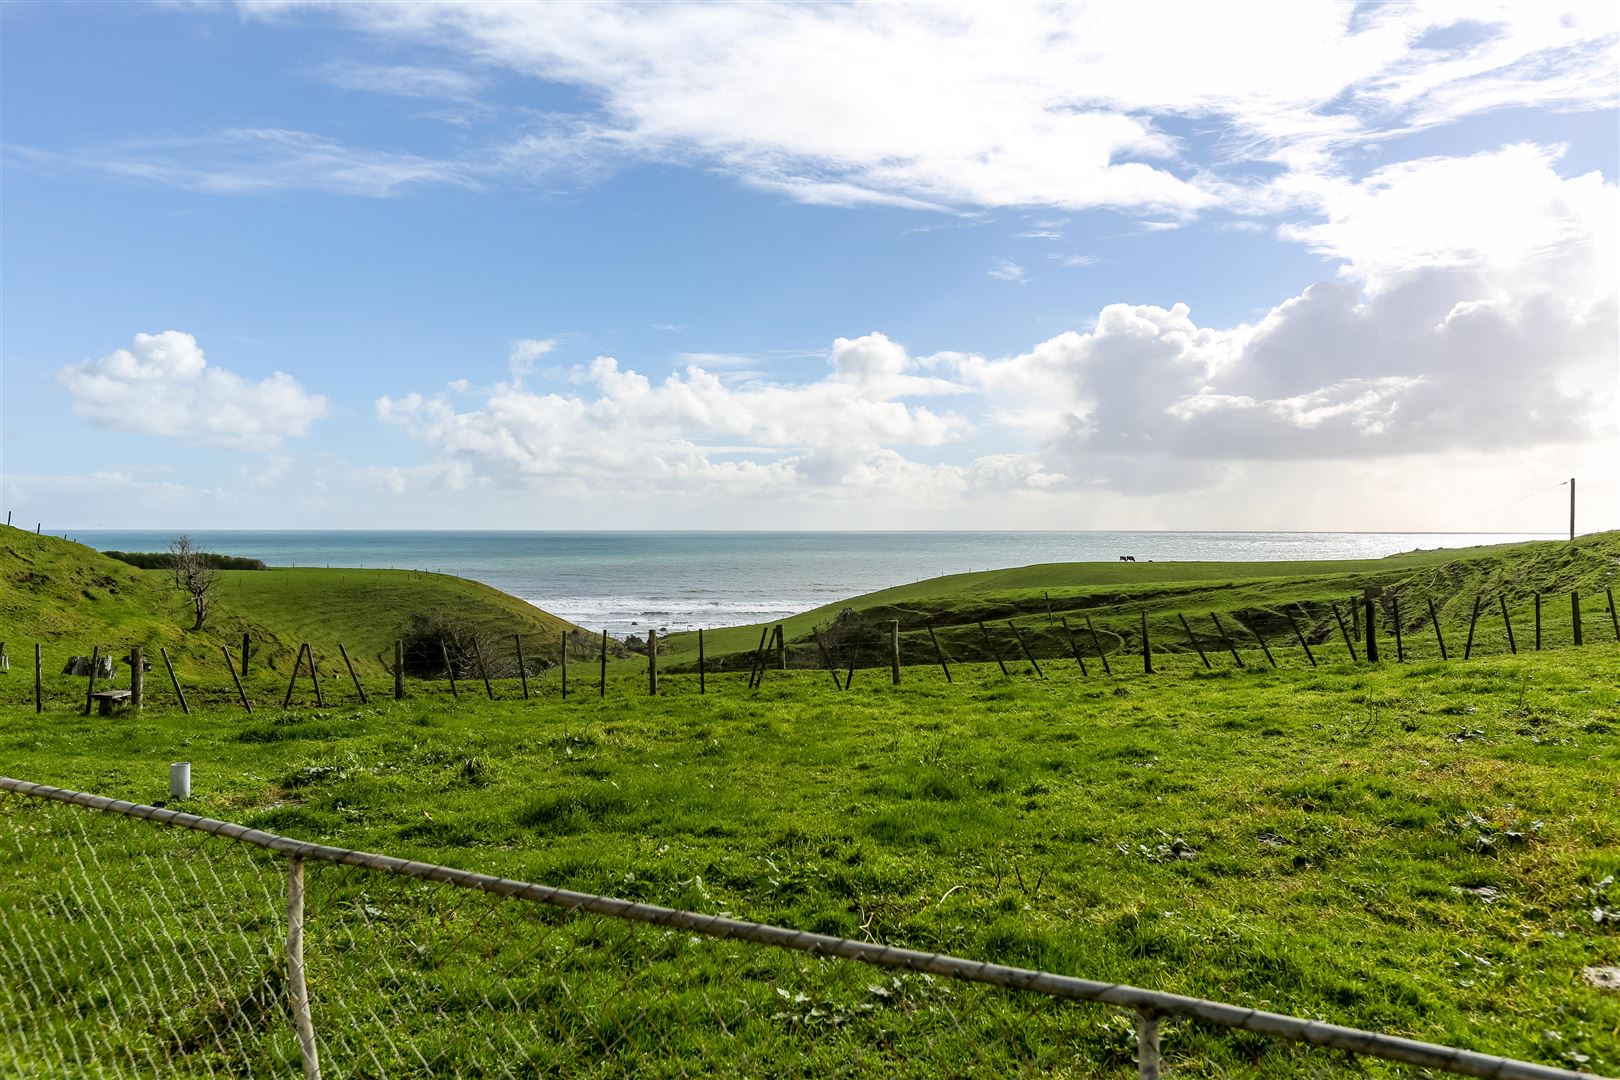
<box><xmin>0</xmin><ymin>778</ymin><xmax>1596</xmax><ymax>1079</ymax></box>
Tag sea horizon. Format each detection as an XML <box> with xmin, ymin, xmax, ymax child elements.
<box><xmin>70</xmin><ymin>529</ymin><xmax>1563</xmax><ymax>637</ymax></box>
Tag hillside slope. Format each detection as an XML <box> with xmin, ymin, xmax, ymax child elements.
<box><xmin>657</xmin><ymin>532</ymin><xmax>1620</xmax><ymax>671</ymax></box>
<box><xmin>0</xmin><ymin>529</ymin><xmax>583</xmax><ymax>684</ymax></box>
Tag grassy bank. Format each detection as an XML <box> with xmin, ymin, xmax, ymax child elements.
<box><xmin>0</xmin><ymin>529</ymin><xmax>582</xmax><ymax>681</ymax></box>
<box><xmin>3</xmin><ymin>648</ymin><xmax>1617</xmax><ymax>1075</ymax></box>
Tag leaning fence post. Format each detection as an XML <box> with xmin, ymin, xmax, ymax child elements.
<box><xmin>472</xmin><ymin>638</ymin><xmax>494</xmax><ymax>700</ymax></box>
<box><xmin>814</xmin><ymin>628</ymin><xmax>843</xmax><ymax>689</ymax></box>
<box><xmin>441</xmin><ymin>641</ymin><xmax>459</xmax><ymax>698</ymax></box>
<box><xmin>1059</xmin><ymin>617</ymin><xmax>1088</xmax><ymax>676</ymax></box>
<box><xmin>394</xmin><ymin>639</ymin><xmax>405</xmax><ymax>701</ymax></box>
<box><xmin>306</xmin><ymin>644</ymin><xmax>325</xmax><ymax>707</ymax></box>
<box><xmin>160</xmin><ymin>647</ymin><xmax>189</xmax><ymax>715</ymax></box>
<box><xmin>1246</xmin><ymin>618</ymin><xmax>1276</xmax><ymax>668</ymax></box>
<box><xmin>224</xmin><ymin>646</ymin><xmax>253</xmax><ymax>713</ymax></box>
<box><xmin>338</xmin><ymin>643</ymin><xmax>368</xmax><ymax>703</ymax></box>
<box><xmin>1498</xmin><ymin>597</ymin><xmax>1517</xmax><ymax>655</ymax></box>
<box><xmin>1608</xmin><ymin>588</ymin><xmax>1619</xmax><ymax>643</ymax></box>
<box><xmin>1464</xmin><ymin>596</ymin><xmax>1481</xmax><ymax>659</ymax></box>
<box><xmin>1010</xmin><ymin>621</ymin><xmax>1045</xmax><ymax>678</ymax></box>
<box><xmin>1136</xmin><ymin>1007</ymin><xmax>1161</xmax><ymax>1080</ymax></box>
<box><xmin>978</xmin><ymin>622</ymin><xmax>1009</xmax><ymax>677</ymax></box>
<box><xmin>284</xmin><ymin>644</ymin><xmax>307</xmax><ymax>709</ymax></box>
<box><xmin>1329</xmin><ymin>601</ymin><xmax>1358</xmax><ymax>662</ymax></box>
<box><xmin>926</xmin><ymin>625</ymin><xmax>952</xmax><ymax>683</ymax></box>
<box><xmin>1178</xmin><ymin>613</ymin><xmax>1210</xmax><ymax>669</ymax></box>
<box><xmin>1209</xmin><ymin>613</ymin><xmax>1243</xmax><ymax>668</ymax></box>
<box><xmin>1285</xmin><ymin>610</ymin><xmax>1316</xmax><ymax>667</ymax></box>
<box><xmin>286</xmin><ymin>855</ymin><xmax>321</xmax><ymax>1080</ymax></box>
<box><xmin>1085</xmin><ymin>615</ymin><xmax>1112</xmax><ymax>675</ymax></box>
<box><xmin>515</xmin><ymin>635</ymin><xmax>529</xmax><ymax>700</ymax></box>
<box><xmin>1432</xmin><ymin>595</ymin><xmax>1458</xmax><ymax>663</ymax></box>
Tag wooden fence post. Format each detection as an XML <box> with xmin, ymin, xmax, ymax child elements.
<box><xmin>1363</xmin><ymin>598</ymin><xmax>1379</xmax><ymax>663</ymax></box>
<box><xmin>1060</xmin><ymin>617</ymin><xmax>1088</xmax><ymax>676</ymax></box>
<box><xmin>130</xmin><ymin>644</ymin><xmax>144</xmax><ymax>711</ymax></box>
<box><xmin>442</xmin><ymin>641</ymin><xmax>459</xmax><ymax>698</ymax></box>
<box><xmin>339</xmin><ymin>643</ymin><xmax>369</xmax><ymax>703</ymax></box>
<box><xmin>978</xmin><ymin>622</ymin><xmax>1009</xmax><ymax>676</ymax></box>
<box><xmin>560</xmin><ymin>633</ymin><xmax>568</xmax><ymax>700</ymax></box>
<box><xmin>1608</xmin><ymin>589</ymin><xmax>1619</xmax><ymax>643</ymax></box>
<box><xmin>161</xmin><ymin>647</ymin><xmax>189</xmax><ymax>715</ymax></box>
<box><xmin>1391</xmin><ymin>598</ymin><xmax>1404</xmax><ymax>663</ymax></box>
<box><xmin>1140</xmin><ymin>610</ymin><xmax>1153</xmax><ymax>674</ymax></box>
<box><xmin>698</xmin><ymin>628</ymin><xmax>706</xmax><ymax>694</ymax></box>
<box><xmin>1285</xmin><ymin>610</ymin><xmax>1316</xmax><ymax>667</ymax></box>
<box><xmin>600</xmin><ymin>629</ymin><xmax>608</xmax><ymax>698</ymax></box>
<box><xmin>778</xmin><ymin>625</ymin><xmax>787</xmax><ymax>671</ymax></box>
<box><xmin>284</xmin><ymin>644</ymin><xmax>307</xmax><ymax>709</ymax></box>
<box><xmin>1085</xmin><ymin>615</ymin><xmax>1112</xmax><ymax>675</ymax></box>
<box><xmin>394</xmin><ymin>639</ymin><xmax>405</xmax><ymax>701</ymax></box>
<box><xmin>305</xmin><ymin>644</ymin><xmax>324</xmax><ymax>707</ymax></box>
<box><xmin>1498</xmin><ymin>597</ymin><xmax>1517</xmax><ymax>655</ymax></box>
<box><xmin>1178</xmin><ymin>613</ymin><xmax>1210</xmax><ymax>668</ymax></box>
<box><xmin>1247</xmin><ymin>619</ymin><xmax>1276</xmax><ymax>668</ymax></box>
<box><xmin>748</xmin><ymin>626</ymin><xmax>770</xmax><ymax>690</ymax></box>
<box><xmin>889</xmin><ymin>621</ymin><xmax>901</xmax><ymax>684</ymax></box>
<box><xmin>1010</xmin><ymin>621</ymin><xmax>1044</xmax><ymax>678</ymax></box>
<box><xmin>84</xmin><ymin>645</ymin><xmax>100</xmax><ymax>716</ymax></box>
<box><xmin>515</xmin><ymin>635</ymin><xmax>529</xmax><ymax>700</ymax></box>
<box><xmin>845</xmin><ymin>632</ymin><xmax>857</xmax><ymax>691</ymax></box>
<box><xmin>1572</xmin><ymin>592</ymin><xmax>1583</xmax><ymax>646</ymax></box>
<box><xmin>648</xmin><ymin>628</ymin><xmax>658</xmax><ymax>695</ymax></box>
<box><xmin>225</xmin><ymin>646</ymin><xmax>252</xmax><ymax>713</ymax></box>
<box><xmin>1464</xmin><ymin>596</ymin><xmax>1481</xmax><ymax>659</ymax></box>
<box><xmin>1209</xmin><ymin>613</ymin><xmax>1243</xmax><ymax>668</ymax></box>
<box><xmin>814</xmin><ymin>629</ymin><xmax>843</xmax><ymax>689</ymax></box>
<box><xmin>34</xmin><ymin>644</ymin><xmax>43</xmax><ymax>713</ymax></box>
<box><xmin>927</xmin><ymin>625</ymin><xmax>951</xmax><ymax>683</ymax></box>
<box><xmin>1427</xmin><ymin>597</ymin><xmax>1448</xmax><ymax>660</ymax></box>
<box><xmin>1329</xmin><ymin>601</ymin><xmax>1358</xmax><ymax>661</ymax></box>
<box><xmin>472</xmin><ymin>638</ymin><xmax>493</xmax><ymax>700</ymax></box>
<box><xmin>1044</xmin><ymin>592</ymin><xmax>1056</xmax><ymax>626</ymax></box>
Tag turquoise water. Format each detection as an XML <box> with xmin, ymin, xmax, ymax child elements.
<box><xmin>73</xmin><ymin>530</ymin><xmax>1552</xmax><ymax>637</ymax></box>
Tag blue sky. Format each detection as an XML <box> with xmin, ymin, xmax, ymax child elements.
<box><xmin>3</xmin><ymin>2</ymin><xmax>1616</xmax><ymax>532</ymax></box>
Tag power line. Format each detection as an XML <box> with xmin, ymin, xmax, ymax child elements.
<box><xmin>1434</xmin><ymin>479</ymin><xmax>1568</xmax><ymax>533</ymax></box>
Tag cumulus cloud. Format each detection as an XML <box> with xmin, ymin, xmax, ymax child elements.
<box><xmin>988</xmin><ymin>260</ymin><xmax>1028</xmax><ymax>284</ymax></box>
<box><xmin>56</xmin><ymin>331</ymin><xmax>329</xmax><ymax>451</ymax></box>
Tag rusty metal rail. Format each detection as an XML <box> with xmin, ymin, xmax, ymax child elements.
<box><xmin>0</xmin><ymin>777</ymin><xmax>1599</xmax><ymax>1080</ymax></box>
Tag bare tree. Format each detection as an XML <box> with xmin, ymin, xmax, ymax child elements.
<box><xmin>168</xmin><ymin>534</ymin><xmax>218</xmax><ymax>631</ymax></box>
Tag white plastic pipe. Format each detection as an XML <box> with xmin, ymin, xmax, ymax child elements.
<box><xmin>169</xmin><ymin>762</ymin><xmax>190</xmax><ymax>800</ymax></box>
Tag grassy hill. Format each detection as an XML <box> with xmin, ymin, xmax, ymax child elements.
<box><xmin>0</xmin><ymin>528</ymin><xmax>585</xmax><ymax>699</ymax></box>
<box><xmin>655</xmin><ymin>533</ymin><xmax>1620</xmax><ymax>674</ymax></box>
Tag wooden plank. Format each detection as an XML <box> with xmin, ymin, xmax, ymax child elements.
<box><xmin>1085</xmin><ymin>615</ymin><xmax>1112</xmax><ymax>675</ymax></box>
<box><xmin>1009</xmin><ymin>621</ymin><xmax>1044</xmax><ymax>678</ymax></box>
<box><xmin>1178</xmin><ymin>613</ymin><xmax>1210</xmax><ymax>669</ymax></box>
<box><xmin>225</xmin><ymin>646</ymin><xmax>253</xmax><ymax>713</ymax></box>
<box><xmin>339</xmin><ymin>643</ymin><xmax>369</xmax><ymax>703</ymax></box>
<box><xmin>1285</xmin><ymin>609</ymin><xmax>1316</xmax><ymax>667</ymax></box>
<box><xmin>1209</xmin><ymin>613</ymin><xmax>1243</xmax><ymax>668</ymax></box>
<box><xmin>161</xmin><ymin>647</ymin><xmax>189</xmax><ymax>715</ymax></box>
<box><xmin>1427</xmin><ymin>596</ymin><xmax>1448</xmax><ymax>660</ymax></box>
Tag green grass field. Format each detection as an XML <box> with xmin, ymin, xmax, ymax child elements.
<box><xmin>3</xmin><ymin>528</ymin><xmax>1618</xmax><ymax>1075</ymax></box>
<box><xmin>3</xmin><ymin>647</ymin><xmax>1617</xmax><ymax>1075</ymax></box>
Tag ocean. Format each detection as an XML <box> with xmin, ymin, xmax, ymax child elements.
<box><xmin>71</xmin><ymin>531</ymin><xmax>1553</xmax><ymax>638</ymax></box>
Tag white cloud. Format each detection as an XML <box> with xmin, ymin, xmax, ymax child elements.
<box><xmin>56</xmin><ymin>331</ymin><xmax>329</xmax><ymax>451</ymax></box>
<box><xmin>14</xmin><ymin>129</ymin><xmax>478</xmax><ymax>198</ymax></box>
<box><xmin>508</xmin><ymin>338</ymin><xmax>556</xmax><ymax>381</ymax></box>
<box><xmin>1051</xmin><ymin>253</ymin><xmax>1101</xmax><ymax>268</ymax></box>
<box><xmin>988</xmin><ymin>259</ymin><xmax>1028</xmax><ymax>284</ymax></box>
<box><xmin>220</xmin><ymin>0</ymin><xmax>1615</xmax><ymax>218</ymax></box>
<box><xmin>322</xmin><ymin>62</ymin><xmax>485</xmax><ymax>100</ymax></box>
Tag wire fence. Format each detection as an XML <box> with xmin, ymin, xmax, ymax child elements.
<box><xmin>0</xmin><ymin>777</ymin><xmax>1596</xmax><ymax>1079</ymax></box>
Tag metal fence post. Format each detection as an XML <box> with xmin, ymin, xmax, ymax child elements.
<box><xmin>287</xmin><ymin>855</ymin><xmax>321</xmax><ymax>1080</ymax></box>
<box><xmin>1137</xmin><ymin>1007</ymin><xmax>1162</xmax><ymax>1080</ymax></box>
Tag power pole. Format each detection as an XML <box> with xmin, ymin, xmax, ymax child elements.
<box><xmin>1569</xmin><ymin>477</ymin><xmax>1575</xmax><ymax>541</ymax></box>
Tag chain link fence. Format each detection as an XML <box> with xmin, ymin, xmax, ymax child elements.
<box><xmin>0</xmin><ymin>778</ymin><xmax>1595</xmax><ymax>1079</ymax></box>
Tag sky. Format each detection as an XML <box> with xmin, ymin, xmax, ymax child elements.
<box><xmin>2</xmin><ymin>1</ymin><xmax>1616</xmax><ymax>533</ymax></box>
